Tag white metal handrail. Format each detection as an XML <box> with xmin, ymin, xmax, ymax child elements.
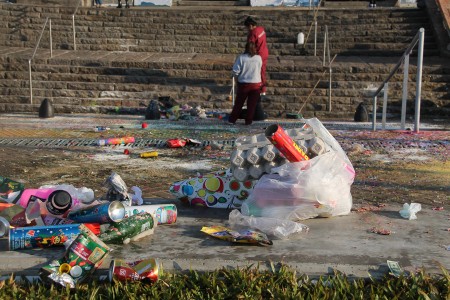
<box><xmin>29</xmin><ymin>17</ymin><xmax>52</xmax><ymax>105</ymax></box>
<box><xmin>371</xmin><ymin>28</ymin><xmax>425</xmax><ymax>132</ymax></box>
<box><xmin>72</xmin><ymin>0</ymin><xmax>82</xmax><ymax>51</ymax></box>
<box><xmin>322</xmin><ymin>25</ymin><xmax>335</xmax><ymax>112</ymax></box>
<box><xmin>303</xmin><ymin>0</ymin><xmax>323</xmax><ymax>56</ymax></box>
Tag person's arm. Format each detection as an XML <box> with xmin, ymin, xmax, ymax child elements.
<box><xmin>232</xmin><ymin>55</ymin><xmax>242</xmax><ymax>77</ymax></box>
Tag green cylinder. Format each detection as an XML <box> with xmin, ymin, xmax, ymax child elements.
<box><xmin>99</xmin><ymin>212</ymin><xmax>155</xmax><ymax>244</ymax></box>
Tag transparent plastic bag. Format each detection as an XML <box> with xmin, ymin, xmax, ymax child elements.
<box><xmin>229</xmin><ymin>209</ymin><xmax>309</xmax><ymax>239</ymax></box>
<box><xmin>399</xmin><ymin>203</ymin><xmax>422</xmax><ymax>220</ymax></box>
<box><xmin>241</xmin><ymin>151</ymin><xmax>355</xmax><ymax>221</ymax></box>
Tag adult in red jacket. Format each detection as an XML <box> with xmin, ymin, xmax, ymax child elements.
<box><xmin>244</xmin><ymin>16</ymin><xmax>269</xmax><ymax>95</ymax></box>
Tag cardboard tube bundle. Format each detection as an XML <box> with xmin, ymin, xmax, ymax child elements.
<box><xmin>229</xmin><ymin>124</ymin><xmax>327</xmax><ymax>181</ymax></box>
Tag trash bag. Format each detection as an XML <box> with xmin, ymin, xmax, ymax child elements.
<box><xmin>241</xmin><ymin>151</ymin><xmax>355</xmax><ymax>221</ymax></box>
<box><xmin>354</xmin><ymin>102</ymin><xmax>368</xmax><ymax>122</ymax></box>
<box><xmin>145</xmin><ymin>100</ymin><xmax>160</xmax><ymax>120</ymax></box>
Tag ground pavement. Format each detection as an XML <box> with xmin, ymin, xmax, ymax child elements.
<box><xmin>0</xmin><ymin>113</ymin><xmax>448</xmax><ymax>281</ymax></box>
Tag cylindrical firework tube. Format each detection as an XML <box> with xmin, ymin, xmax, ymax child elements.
<box><xmin>265</xmin><ymin>124</ymin><xmax>309</xmax><ymax>162</ymax></box>
<box><xmin>124</xmin><ymin>204</ymin><xmax>177</xmax><ymax>225</ymax></box>
<box><xmin>109</xmin><ymin>258</ymin><xmax>159</xmax><ymax>283</ymax></box>
<box><xmin>9</xmin><ymin>224</ymin><xmax>82</xmax><ymax>250</ymax></box>
<box><xmin>0</xmin><ymin>217</ymin><xmax>10</xmax><ymax>237</ymax></box>
<box><xmin>98</xmin><ymin>136</ymin><xmax>135</xmax><ymax>146</ymax></box>
<box><xmin>40</xmin><ymin>224</ymin><xmax>111</xmax><ymax>287</ymax></box>
<box><xmin>99</xmin><ymin>212</ymin><xmax>155</xmax><ymax>244</ymax></box>
<box><xmin>67</xmin><ymin>201</ymin><xmax>125</xmax><ymax>224</ymax></box>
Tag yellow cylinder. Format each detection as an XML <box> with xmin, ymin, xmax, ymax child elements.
<box><xmin>140</xmin><ymin>151</ymin><xmax>158</xmax><ymax>158</ymax></box>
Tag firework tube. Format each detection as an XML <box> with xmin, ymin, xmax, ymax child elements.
<box><xmin>140</xmin><ymin>151</ymin><xmax>158</xmax><ymax>158</ymax></box>
<box><xmin>40</xmin><ymin>224</ymin><xmax>111</xmax><ymax>287</ymax></box>
<box><xmin>124</xmin><ymin>204</ymin><xmax>177</xmax><ymax>225</ymax></box>
<box><xmin>67</xmin><ymin>201</ymin><xmax>125</xmax><ymax>224</ymax></box>
<box><xmin>9</xmin><ymin>224</ymin><xmax>82</xmax><ymax>250</ymax></box>
<box><xmin>97</xmin><ymin>136</ymin><xmax>135</xmax><ymax>146</ymax></box>
<box><xmin>109</xmin><ymin>258</ymin><xmax>159</xmax><ymax>283</ymax></box>
<box><xmin>265</xmin><ymin>124</ymin><xmax>309</xmax><ymax>162</ymax></box>
<box><xmin>99</xmin><ymin>212</ymin><xmax>155</xmax><ymax>244</ymax></box>
<box><xmin>0</xmin><ymin>217</ymin><xmax>10</xmax><ymax>237</ymax></box>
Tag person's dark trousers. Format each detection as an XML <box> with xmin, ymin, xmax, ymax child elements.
<box><xmin>228</xmin><ymin>83</ymin><xmax>261</xmax><ymax>125</ymax></box>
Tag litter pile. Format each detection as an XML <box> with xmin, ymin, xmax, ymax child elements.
<box><xmin>171</xmin><ymin>118</ymin><xmax>356</xmax><ymax>240</ymax></box>
<box><xmin>0</xmin><ymin>172</ymin><xmax>176</xmax><ymax>287</ymax></box>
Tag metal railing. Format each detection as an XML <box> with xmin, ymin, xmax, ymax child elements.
<box><xmin>29</xmin><ymin>17</ymin><xmax>52</xmax><ymax>105</ymax></box>
<box><xmin>304</xmin><ymin>0</ymin><xmax>323</xmax><ymax>56</ymax></box>
<box><xmin>371</xmin><ymin>28</ymin><xmax>425</xmax><ymax>132</ymax></box>
<box><xmin>322</xmin><ymin>25</ymin><xmax>335</xmax><ymax>112</ymax></box>
<box><xmin>72</xmin><ymin>0</ymin><xmax>82</xmax><ymax>51</ymax></box>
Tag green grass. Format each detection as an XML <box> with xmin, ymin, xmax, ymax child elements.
<box><xmin>0</xmin><ymin>265</ymin><xmax>449</xmax><ymax>299</ymax></box>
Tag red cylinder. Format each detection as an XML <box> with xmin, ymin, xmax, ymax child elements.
<box><xmin>265</xmin><ymin>124</ymin><xmax>309</xmax><ymax>162</ymax></box>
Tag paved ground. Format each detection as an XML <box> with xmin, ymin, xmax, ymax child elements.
<box><xmin>0</xmin><ymin>113</ymin><xmax>448</xmax><ymax>281</ymax></box>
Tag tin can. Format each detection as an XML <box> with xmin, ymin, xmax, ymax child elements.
<box><xmin>124</xmin><ymin>204</ymin><xmax>177</xmax><ymax>225</ymax></box>
<box><xmin>40</xmin><ymin>224</ymin><xmax>111</xmax><ymax>286</ymax></box>
<box><xmin>97</xmin><ymin>136</ymin><xmax>135</xmax><ymax>146</ymax></box>
<box><xmin>99</xmin><ymin>212</ymin><xmax>155</xmax><ymax>244</ymax></box>
<box><xmin>140</xmin><ymin>151</ymin><xmax>158</xmax><ymax>158</ymax></box>
<box><xmin>67</xmin><ymin>201</ymin><xmax>125</xmax><ymax>224</ymax></box>
<box><xmin>0</xmin><ymin>216</ymin><xmax>10</xmax><ymax>237</ymax></box>
<box><xmin>265</xmin><ymin>124</ymin><xmax>309</xmax><ymax>162</ymax></box>
<box><xmin>109</xmin><ymin>258</ymin><xmax>159</xmax><ymax>283</ymax></box>
<box><xmin>9</xmin><ymin>224</ymin><xmax>82</xmax><ymax>250</ymax></box>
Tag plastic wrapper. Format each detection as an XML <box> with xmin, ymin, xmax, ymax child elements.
<box><xmin>99</xmin><ymin>212</ymin><xmax>156</xmax><ymax>244</ymax></box>
<box><xmin>169</xmin><ymin>169</ymin><xmax>257</xmax><ymax>208</ymax></box>
<box><xmin>399</xmin><ymin>203</ymin><xmax>422</xmax><ymax>220</ymax></box>
<box><xmin>228</xmin><ymin>209</ymin><xmax>309</xmax><ymax>239</ymax></box>
<box><xmin>40</xmin><ymin>224</ymin><xmax>111</xmax><ymax>288</ymax></box>
<box><xmin>103</xmin><ymin>172</ymin><xmax>132</xmax><ymax>205</ymax></box>
<box><xmin>39</xmin><ymin>184</ymin><xmax>95</xmax><ymax>205</ymax></box>
<box><xmin>201</xmin><ymin>225</ymin><xmax>273</xmax><ymax>246</ymax></box>
<box><xmin>241</xmin><ymin>151</ymin><xmax>354</xmax><ymax>221</ymax></box>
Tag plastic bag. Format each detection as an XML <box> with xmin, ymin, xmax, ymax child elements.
<box><xmin>241</xmin><ymin>151</ymin><xmax>355</xmax><ymax>221</ymax></box>
<box><xmin>228</xmin><ymin>209</ymin><xmax>309</xmax><ymax>239</ymax></box>
<box><xmin>399</xmin><ymin>203</ymin><xmax>421</xmax><ymax>220</ymax></box>
<box><xmin>39</xmin><ymin>184</ymin><xmax>95</xmax><ymax>205</ymax></box>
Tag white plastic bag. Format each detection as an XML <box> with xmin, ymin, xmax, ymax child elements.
<box><xmin>229</xmin><ymin>209</ymin><xmax>309</xmax><ymax>239</ymax></box>
<box><xmin>241</xmin><ymin>151</ymin><xmax>355</xmax><ymax>221</ymax></box>
<box><xmin>39</xmin><ymin>184</ymin><xmax>95</xmax><ymax>204</ymax></box>
<box><xmin>399</xmin><ymin>203</ymin><xmax>422</xmax><ymax>220</ymax></box>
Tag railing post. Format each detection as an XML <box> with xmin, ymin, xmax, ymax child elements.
<box><xmin>314</xmin><ymin>21</ymin><xmax>317</xmax><ymax>57</ymax></box>
<box><xmin>372</xmin><ymin>96</ymin><xmax>377</xmax><ymax>131</ymax></box>
<box><xmin>401</xmin><ymin>54</ymin><xmax>410</xmax><ymax>130</ymax></box>
<box><xmin>414</xmin><ymin>28</ymin><xmax>424</xmax><ymax>133</ymax></box>
<box><xmin>29</xmin><ymin>59</ymin><xmax>33</xmax><ymax>105</ymax></box>
<box><xmin>382</xmin><ymin>82</ymin><xmax>388</xmax><ymax>130</ymax></box>
<box><xmin>72</xmin><ymin>15</ymin><xmax>76</xmax><ymax>51</ymax></box>
<box><xmin>328</xmin><ymin>66</ymin><xmax>332</xmax><ymax>112</ymax></box>
<box><xmin>323</xmin><ymin>26</ymin><xmax>327</xmax><ymax>66</ymax></box>
<box><xmin>49</xmin><ymin>19</ymin><xmax>52</xmax><ymax>58</ymax></box>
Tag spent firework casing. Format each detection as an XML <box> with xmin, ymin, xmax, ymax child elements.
<box><xmin>99</xmin><ymin>212</ymin><xmax>155</xmax><ymax>244</ymax></box>
<box><xmin>9</xmin><ymin>224</ymin><xmax>82</xmax><ymax>250</ymax></box>
<box><xmin>67</xmin><ymin>201</ymin><xmax>125</xmax><ymax>224</ymax></box>
<box><xmin>0</xmin><ymin>217</ymin><xmax>10</xmax><ymax>237</ymax></box>
<box><xmin>124</xmin><ymin>204</ymin><xmax>177</xmax><ymax>225</ymax></box>
<box><xmin>109</xmin><ymin>258</ymin><xmax>159</xmax><ymax>283</ymax></box>
<box><xmin>265</xmin><ymin>124</ymin><xmax>309</xmax><ymax>162</ymax></box>
<box><xmin>97</xmin><ymin>136</ymin><xmax>135</xmax><ymax>146</ymax></box>
<box><xmin>140</xmin><ymin>151</ymin><xmax>158</xmax><ymax>158</ymax></box>
<box><xmin>40</xmin><ymin>224</ymin><xmax>111</xmax><ymax>286</ymax></box>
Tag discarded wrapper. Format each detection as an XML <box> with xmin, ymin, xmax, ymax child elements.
<box><xmin>40</xmin><ymin>224</ymin><xmax>111</xmax><ymax>288</ymax></box>
<box><xmin>103</xmin><ymin>172</ymin><xmax>132</xmax><ymax>205</ymax></box>
<box><xmin>387</xmin><ymin>260</ymin><xmax>403</xmax><ymax>277</ymax></box>
<box><xmin>201</xmin><ymin>225</ymin><xmax>273</xmax><ymax>246</ymax></box>
<box><xmin>0</xmin><ymin>176</ymin><xmax>25</xmax><ymax>203</ymax></box>
<box><xmin>99</xmin><ymin>212</ymin><xmax>156</xmax><ymax>244</ymax></box>
<box><xmin>109</xmin><ymin>258</ymin><xmax>159</xmax><ymax>283</ymax></box>
<box><xmin>67</xmin><ymin>201</ymin><xmax>125</xmax><ymax>224</ymax></box>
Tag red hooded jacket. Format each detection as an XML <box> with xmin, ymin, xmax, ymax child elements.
<box><xmin>247</xmin><ymin>26</ymin><xmax>269</xmax><ymax>60</ymax></box>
